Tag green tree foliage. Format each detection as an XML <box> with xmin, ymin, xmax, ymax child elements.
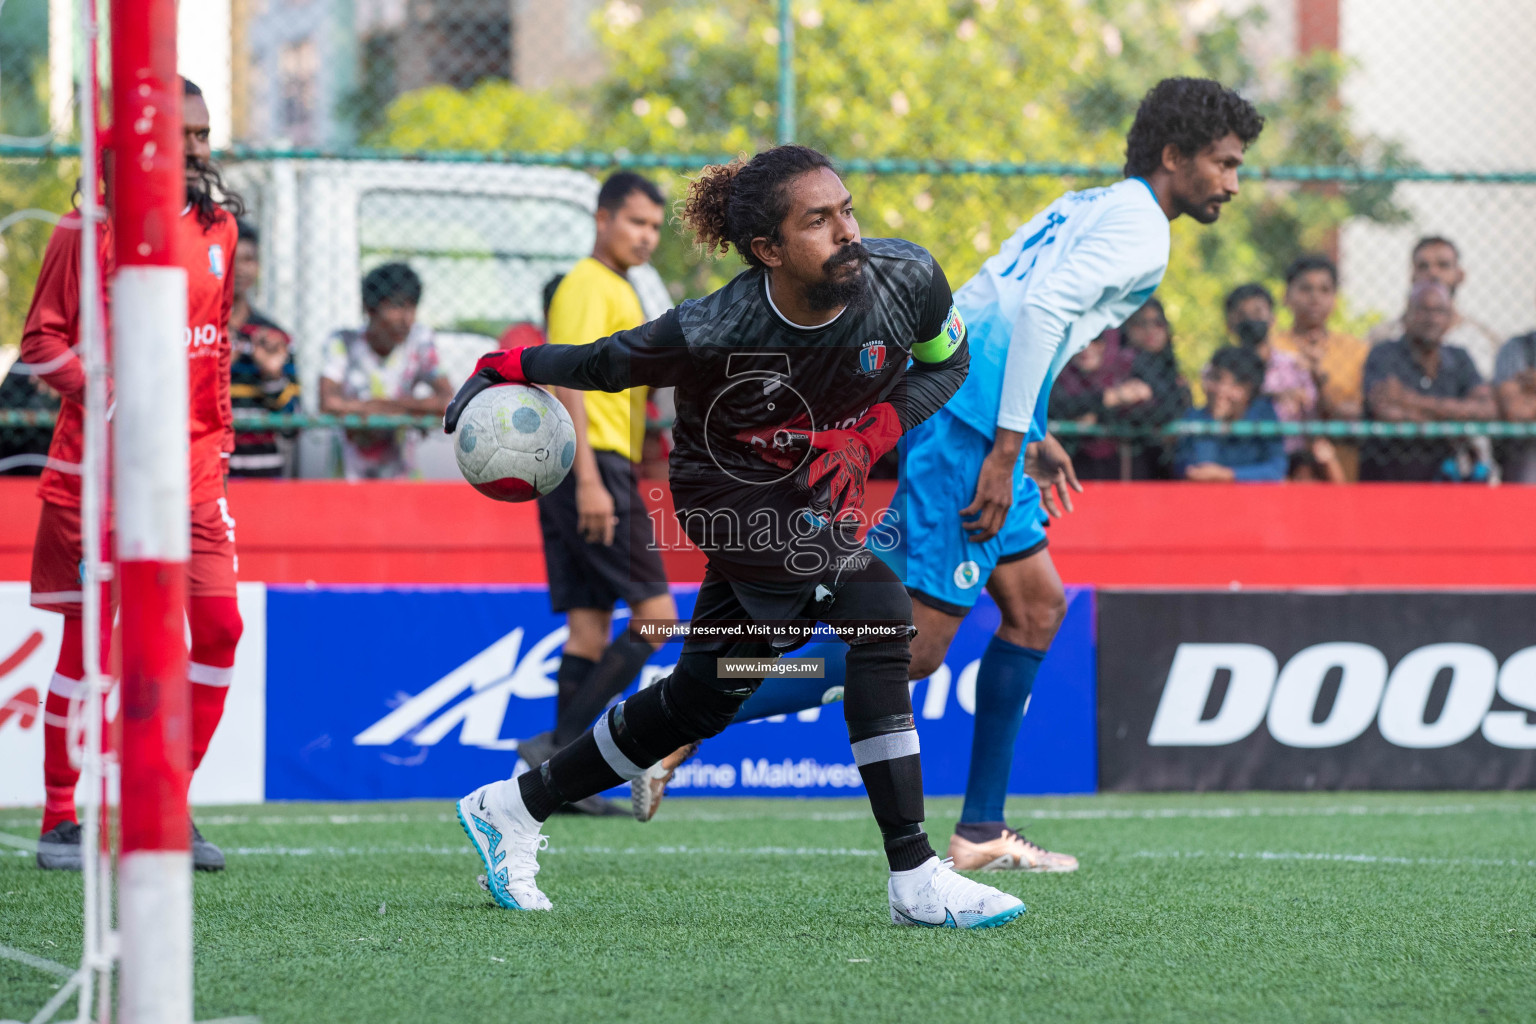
<box><xmin>1</xmin><ymin>0</ymin><xmax>75</xmax><ymax>359</ymax></box>
<box><xmin>375</xmin><ymin>0</ymin><xmax>1406</xmax><ymax>384</ymax></box>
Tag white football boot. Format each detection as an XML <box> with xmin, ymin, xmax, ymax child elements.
<box><xmin>888</xmin><ymin>856</ymin><xmax>1026</xmax><ymax>929</ymax></box>
<box><xmin>456</xmin><ymin>779</ymin><xmax>551</xmax><ymax>911</ymax></box>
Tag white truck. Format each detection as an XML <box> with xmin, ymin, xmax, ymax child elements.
<box><xmin>223</xmin><ymin>158</ymin><xmax>672</xmax><ymax>477</ymax></box>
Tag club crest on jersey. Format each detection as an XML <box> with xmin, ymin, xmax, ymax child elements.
<box><xmin>208</xmin><ymin>244</ymin><xmax>224</xmax><ymax>278</ymax></box>
<box><xmin>858</xmin><ymin>339</ymin><xmax>887</xmax><ymax>374</ymax></box>
<box><xmin>953</xmin><ymin>560</ymin><xmax>981</xmax><ymax>590</ymax></box>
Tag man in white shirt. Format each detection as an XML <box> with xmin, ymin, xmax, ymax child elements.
<box><xmin>319</xmin><ymin>262</ymin><xmax>454</xmax><ymax>479</ymax></box>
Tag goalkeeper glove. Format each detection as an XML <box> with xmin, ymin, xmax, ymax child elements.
<box><xmin>443</xmin><ymin>348</ymin><xmax>531</xmax><ymax>433</ymax></box>
<box><xmin>737</xmin><ymin>402</ymin><xmax>902</xmax><ymax>521</ymax></box>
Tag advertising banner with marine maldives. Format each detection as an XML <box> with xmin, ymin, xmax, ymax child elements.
<box><xmin>1098</xmin><ymin>591</ymin><xmax>1536</xmax><ymax>791</ymax></box>
<box><xmin>263</xmin><ymin>585</ymin><xmax>1096</xmax><ymax>801</ymax></box>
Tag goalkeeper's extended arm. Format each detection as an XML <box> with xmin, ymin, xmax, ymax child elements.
<box><xmin>445</xmin><ymin>310</ymin><xmax>689</xmax><ymax>433</ymax></box>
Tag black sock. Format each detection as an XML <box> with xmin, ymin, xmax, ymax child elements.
<box><xmin>517</xmin><ymin>730</ymin><xmax>623</xmax><ymax>822</ymax></box>
<box><xmin>844</xmin><ymin>640</ymin><xmax>937</xmax><ymax>872</ymax></box>
<box><xmin>553</xmin><ymin>628</ymin><xmax>655</xmax><ymax>745</ymax></box>
<box><xmin>555</xmin><ymin>653</ymin><xmax>597</xmax><ymax>726</ymax></box>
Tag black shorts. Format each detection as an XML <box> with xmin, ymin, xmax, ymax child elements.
<box><xmin>537</xmin><ymin>450</ymin><xmax>670</xmax><ymax>613</ymax></box>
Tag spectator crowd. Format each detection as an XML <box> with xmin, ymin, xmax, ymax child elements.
<box><xmin>1049</xmin><ymin>236</ymin><xmax>1536</xmax><ymax>483</ymax></box>
<box><xmin>4</xmin><ymin>230</ymin><xmax>1536</xmax><ymax>485</ymax></box>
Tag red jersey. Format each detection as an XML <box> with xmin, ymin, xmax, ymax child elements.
<box><xmin>21</xmin><ymin>206</ymin><xmax>237</xmax><ymax>509</ymax></box>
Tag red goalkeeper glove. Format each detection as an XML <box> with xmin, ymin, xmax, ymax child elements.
<box><xmin>736</xmin><ymin>403</ymin><xmax>902</xmax><ymax>521</ymax></box>
<box><xmin>443</xmin><ymin>347</ymin><xmax>531</xmax><ymax>433</ymax></box>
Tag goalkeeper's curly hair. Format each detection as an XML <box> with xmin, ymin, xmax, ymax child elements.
<box><xmin>680</xmin><ymin>145</ymin><xmax>836</xmax><ymax>269</ymax></box>
<box><xmin>1123</xmin><ymin>78</ymin><xmax>1265</xmax><ymax>178</ymax></box>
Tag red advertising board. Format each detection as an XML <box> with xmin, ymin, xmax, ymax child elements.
<box><xmin>2</xmin><ymin>477</ymin><xmax>1533</xmax><ymax>587</ymax></box>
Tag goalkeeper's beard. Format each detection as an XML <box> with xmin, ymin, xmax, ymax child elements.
<box><xmin>804</xmin><ymin>243</ymin><xmax>873</xmax><ymax>316</ymax></box>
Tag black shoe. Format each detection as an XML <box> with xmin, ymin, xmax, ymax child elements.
<box><xmin>516</xmin><ymin>730</ymin><xmax>558</xmax><ymax>772</ymax></box>
<box><xmin>191</xmin><ymin>820</ymin><xmax>226</xmax><ymax>872</ymax></box>
<box><xmin>36</xmin><ymin>820</ymin><xmax>82</xmax><ymax>871</ymax></box>
<box><xmin>553</xmin><ymin>794</ymin><xmax>629</xmax><ymax>817</ymax></box>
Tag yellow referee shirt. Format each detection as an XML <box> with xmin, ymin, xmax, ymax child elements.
<box><xmin>546</xmin><ymin>257</ymin><xmax>648</xmax><ymax>462</ymax></box>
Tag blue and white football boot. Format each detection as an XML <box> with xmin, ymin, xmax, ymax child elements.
<box><xmin>456</xmin><ymin>778</ymin><xmax>551</xmax><ymax>911</ymax></box>
<box><xmin>888</xmin><ymin>856</ymin><xmax>1026</xmax><ymax>929</ymax></box>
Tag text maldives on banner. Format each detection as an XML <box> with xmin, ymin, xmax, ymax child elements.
<box><xmin>1098</xmin><ymin>590</ymin><xmax>1536</xmax><ymax>791</ymax></box>
<box><xmin>264</xmin><ymin>586</ymin><xmax>1095</xmax><ymax>801</ymax></box>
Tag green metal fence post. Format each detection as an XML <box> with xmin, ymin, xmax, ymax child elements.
<box><xmin>777</xmin><ymin>0</ymin><xmax>795</xmax><ymax>144</ymax></box>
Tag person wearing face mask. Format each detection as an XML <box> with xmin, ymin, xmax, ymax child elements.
<box><xmin>1221</xmin><ymin>283</ymin><xmax>1316</xmax><ymax>450</ymax></box>
<box><xmin>1176</xmin><ymin>346</ymin><xmax>1287</xmax><ymax>481</ymax></box>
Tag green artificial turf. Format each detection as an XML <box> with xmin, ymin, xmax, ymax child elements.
<box><xmin>3</xmin><ymin>792</ymin><xmax>1536</xmax><ymax>1024</ymax></box>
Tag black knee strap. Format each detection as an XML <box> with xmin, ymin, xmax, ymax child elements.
<box><xmin>846</xmin><ymin>713</ymin><xmax>916</xmax><ymax>743</ymax></box>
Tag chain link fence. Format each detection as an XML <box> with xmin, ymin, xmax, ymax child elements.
<box><xmin>4</xmin><ymin>0</ymin><xmax>1536</xmax><ymax>483</ymax></box>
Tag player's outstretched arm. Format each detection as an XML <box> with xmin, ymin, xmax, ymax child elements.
<box><xmin>445</xmin><ymin>310</ymin><xmax>690</xmax><ymax>432</ymax></box>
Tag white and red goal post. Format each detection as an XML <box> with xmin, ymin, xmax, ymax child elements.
<box><xmin>109</xmin><ymin>1</ymin><xmax>193</xmax><ymax>1022</ymax></box>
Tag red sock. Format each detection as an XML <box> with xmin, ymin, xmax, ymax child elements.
<box><xmin>188</xmin><ymin>596</ymin><xmax>242</xmax><ymax>770</ymax></box>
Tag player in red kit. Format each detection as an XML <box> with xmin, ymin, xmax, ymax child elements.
<box><xmin>27</xmin><ymin>78</ymin><xmax>245</xmax><ymax>871</ymax></box>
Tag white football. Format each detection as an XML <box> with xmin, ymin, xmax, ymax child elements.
<box><xmin>453</xmin><ymin>383</ymin><xmax>576</xmax><ymax>501</ymax></box>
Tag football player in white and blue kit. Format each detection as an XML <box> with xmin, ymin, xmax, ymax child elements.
<box><xmin>725</xmin><ymin>78</ymin><xmax>1264</xmax><ymax>869</ymax></box>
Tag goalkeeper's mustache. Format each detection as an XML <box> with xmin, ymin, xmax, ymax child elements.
<box><xmin>823</xmin><ymin>242</ymin><xmax>871</xmax><ymax>274</ymax></box>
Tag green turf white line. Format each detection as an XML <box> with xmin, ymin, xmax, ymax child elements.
<box><xmin>6</xmin><ymin>800</ymin><xmax>1532</xmax><ymax>831</ymax></box>
<box><xmin>0</xmin><ymin>943</ymin><xmax>73</xmax><ymax>979</ymax></box>
<box><xmin>1132</xmin><ymin>849</ymin><xmax>1536</xmax><ymax>869</ymax></box>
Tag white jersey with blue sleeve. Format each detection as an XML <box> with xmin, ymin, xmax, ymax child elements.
<box><xmin>944</xmin><ymin>177</ymin><xmax>1170</xmax><ymax>442</ymax></box>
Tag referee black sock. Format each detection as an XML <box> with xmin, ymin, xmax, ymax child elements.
<box><xmin>553</xmin><ymin>628</ymin><xmax>655</xmax><ymax>746</ymax></box>
<box><xmin>554</xmin><ymin>653</ymin><xmax>597</xmax><ymax>726</ymax></box>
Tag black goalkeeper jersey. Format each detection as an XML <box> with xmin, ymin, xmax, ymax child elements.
<box><xmin>521</xmin><ymin>237</ymin><xmax>968</xmax><ymax>578</ymax></box>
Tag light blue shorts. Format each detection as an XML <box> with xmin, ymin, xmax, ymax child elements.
<box><xmin>866</xmin><ymin>407</ymin><xmax>1048</xmax><ymax>615</ymax></box>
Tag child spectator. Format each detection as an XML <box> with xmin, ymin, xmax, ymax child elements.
<box><xmin>228</xmin><ymin>220</ymin><xmax>300</xmax><ymax>476</ymax></box>
<box><xmin>319</xmin><ymin>262</ymin><xmax>454</xmax><ymax>479</ymax></box>
<box><xmin>1222</xmin><ymin>283</ymin><xmax>1317</xmax><ymax>445</ymax></box>
<box><xmin>1177</xmin><ymin>346</ymin><xmax>1287</xmax><ymax>482</ymax></box>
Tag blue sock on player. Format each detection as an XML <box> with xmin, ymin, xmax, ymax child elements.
<box><xmin>958</xmin><ymin>635</ymin><xmax>1047</xmax><ymax>826</ymax></box>
<box><xmin>730</xmin><ymin>642</ymin><xmax>847</xmax><ymax>723</ymax></box>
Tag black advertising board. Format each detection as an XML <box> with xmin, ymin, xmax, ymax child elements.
<box><xmin>1098</xmin><ymin>591</ymin><xmax>1536</xmax><ymax>791</ymax></box>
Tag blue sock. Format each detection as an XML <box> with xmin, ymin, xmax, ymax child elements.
<box><xmin>730</xmin><ymin>642</ymin><xmax>847</xmax><ymax>723</ymax></box>
<box><xmin>959</xmin><ymin>635</ymin><xmax>1047</xmax><ymax>825</ymax></box>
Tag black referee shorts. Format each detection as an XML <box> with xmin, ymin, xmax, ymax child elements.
<box><xmin>537</xmin><ymin>449</ymin><xmax>670</xmax><ymax>613</ymax></box>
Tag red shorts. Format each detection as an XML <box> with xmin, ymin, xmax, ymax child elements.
<box><xmin>30</xmin><ymin>498</ymin><xmax>239</xmax><ymax>615</ymax></box>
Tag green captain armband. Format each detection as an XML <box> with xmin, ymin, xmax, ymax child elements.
<box><xmin>912</xmin><ymin>305</ymin><xmax>965</xmax><ymax>363</ymax></box>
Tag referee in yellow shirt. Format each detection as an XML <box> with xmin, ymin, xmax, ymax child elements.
<box><xmin>519</xmin><ymin>173</ymin><xmax>679</xmax><ymax>814</ymax></box>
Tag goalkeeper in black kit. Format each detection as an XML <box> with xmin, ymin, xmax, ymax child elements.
<box><xmin>444</xmin><ymin>145</ymin><xmax>1026</xmax><ymax>929</ymax></box>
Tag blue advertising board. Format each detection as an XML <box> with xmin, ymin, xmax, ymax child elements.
<box><xmin>264</xmin><ymin>585</ymin><xmax>1095</xmax><ymax>801</ymax></box>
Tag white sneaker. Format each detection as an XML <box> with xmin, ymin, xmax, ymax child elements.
<box><xmin>888</xmin><ymin>856</ymin><xmax>1026</xmax><ymax>929</ymax></box>
<box><xmin>456</xmin><ymin>780</ymin><xmax>551</xmax><ymax>911</ymax></box>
